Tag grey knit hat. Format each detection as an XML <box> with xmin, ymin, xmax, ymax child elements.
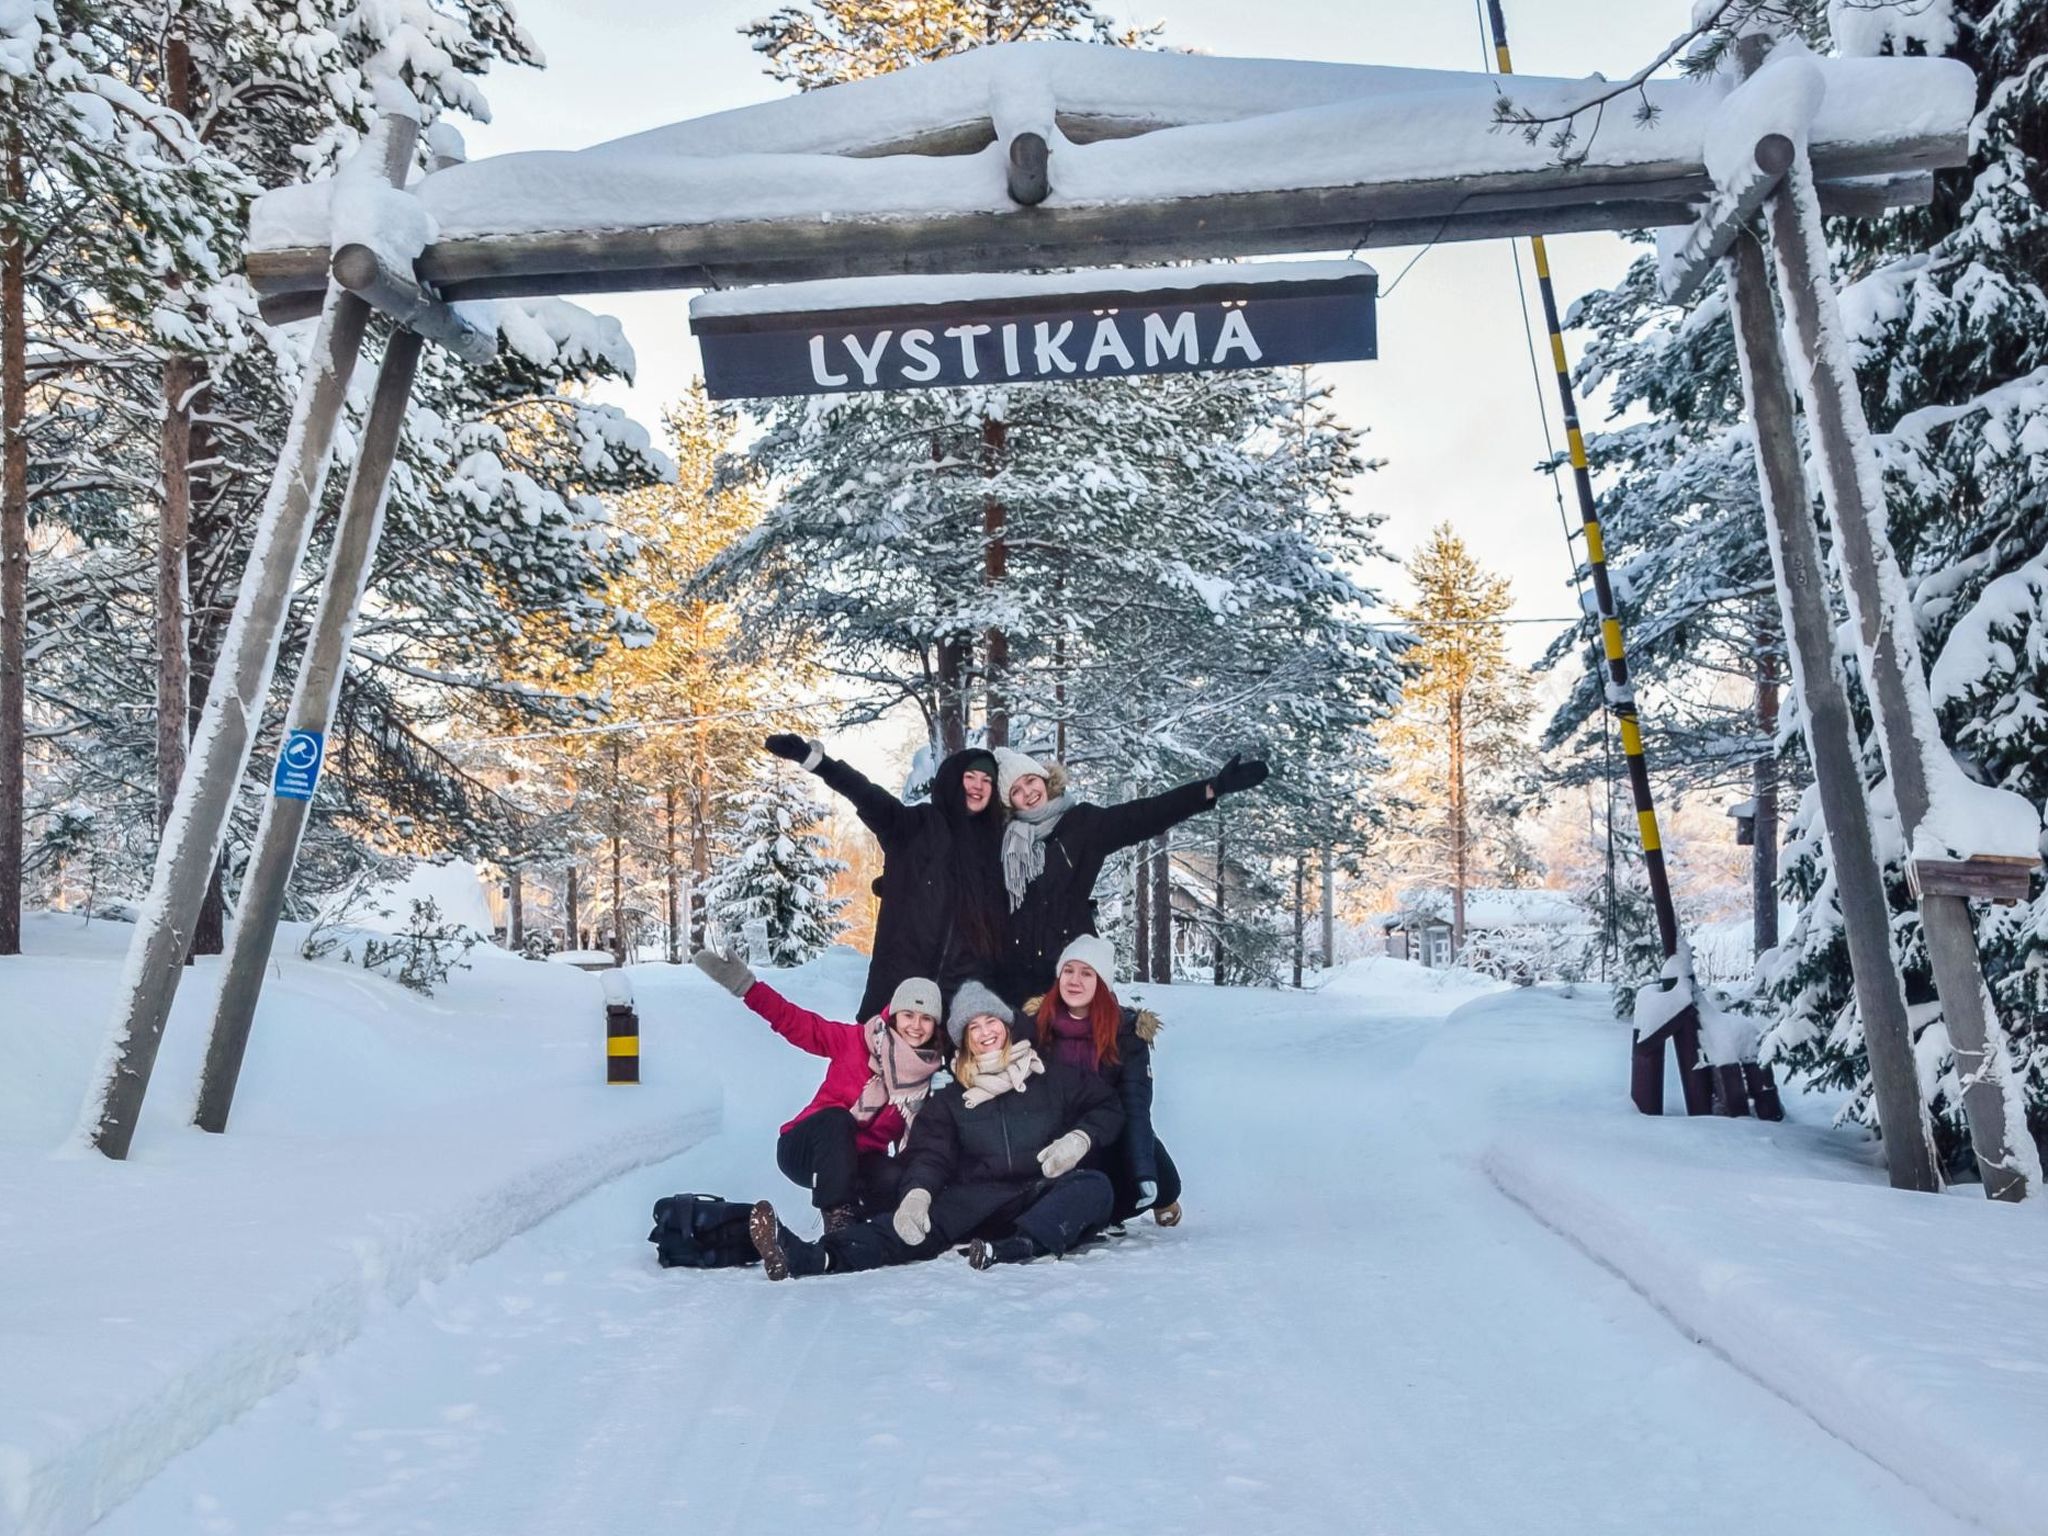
<box><xmin>947</xmin><ymin>979</ymin><xmax>1015</xmax><ymax>1037</ymax></box>
<box><xmin>888</xmin><ymin>975</ymin><xmax>942</xmax><ymax>1022</ymax></box>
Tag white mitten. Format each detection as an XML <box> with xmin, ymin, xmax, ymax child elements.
<box><xmin>892</xmin><ymin>1188</ymin><xmax>933</xmax><ymax>1245</ymax></box>
<box><xmin>1036</xmin><ymin>1129</ymin><xmax>1091</xmax><ymax>1178</ymax></box>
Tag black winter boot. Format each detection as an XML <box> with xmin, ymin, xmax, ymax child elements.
<box><xmin>821</xmin><ymin>1203</ymin><xmax>857</xmax><ymax>1234</ymax></box>
<box><xmin>966</xmin><ymin>1235</ymin><xmax>1038</xmax><ymax>1270</ymax></box>
<box><xmin>750</xmin><ymin>1201</ymin><xmax>828</xmax><ymax>1281</ymax></box>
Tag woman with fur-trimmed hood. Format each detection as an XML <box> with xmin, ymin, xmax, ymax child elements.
<box><xmin>1030</xmin><ymin>933</ymin><xmax>1184</xmax><ymax>1226</ymax></box>
<box><xmin>989</xmin><ymin>746</ymin><xmax>1270</xmax><ymax>1007</ymax></box>
<box><xmin>747</xmin><ymin>982</ymin><xmax>1123</xmax><ymax>1279</ymax></box>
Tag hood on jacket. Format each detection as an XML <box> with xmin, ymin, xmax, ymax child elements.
<box><xmin>931</xmin><ymin>747</ymin><xmax>1000</xmax><ymax>827</ymax></box>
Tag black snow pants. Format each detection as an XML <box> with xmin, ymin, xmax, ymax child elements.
<box><xmin>821</xmin><ymin>1169</ymin><xmax>1114</xmax><ymax>1274</ymax></box>
<box><xmin>776</xmin><ymin>1107</ymin><xmax>902</xmax><ymax>1214</ymax></box>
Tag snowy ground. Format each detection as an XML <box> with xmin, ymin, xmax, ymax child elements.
<box><xmin>9</xmin><ymin>929</ymin><xmax>2042</xmax><ymax>1535</ymax></box>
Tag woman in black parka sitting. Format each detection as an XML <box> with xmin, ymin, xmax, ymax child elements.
<box><xmin>989</xmin><ymin>747</ymin><xmax>1270</xmax><ymax>1007</ymax></box>
<box><xmin>748</xmin><ymin>982</ymin><xmax>1123</xmax><ymax>1278</ymax></box>
<box><xmin>763</xmin><ymin>734</ymin><xmax>1007</xmax><ymax>1019</ymax></box>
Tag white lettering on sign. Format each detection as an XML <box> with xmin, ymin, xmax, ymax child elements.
<box><xmin>900</xmin><ymin>328</ymin><xmax>941</xmax><ymax>382</ymax></box>
<box><xmin>1084</xmin><ymin>315</ymin><xmax>1135</xmax><ymax>372</ymax></box>
<box><xmin>808</xmin><ymin>335</ymin><xmax>849</xmax><ymax>387</ymax></box>
<box><xmin>1213</xmin><ymin>307</ymin><xmax>1263</xmax><ymax>364</ymax></box>
<box><xmin>944</xmin><ymin>323</ymin><xmax>990</xmax><ymax>378</ymax></box>
<box><xmin>1143</xmin><ymin>311</ymin><xmax>1199</xmax><ymax>367</ymax></box>
<box><xmin>797</xmin><ymin>303</ymin><xmax>1279</xmax><ymax>390</ymax></box>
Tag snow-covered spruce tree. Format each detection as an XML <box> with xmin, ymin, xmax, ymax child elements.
<box><xmin>1539</xmin><ymin>247</ymin><xmax>1800</xmax><ymax>956</ymax></box>
<box><xmin>1577</xmin><ymin>0</ymin><xmax>2048</xmax><ymax>1169</ymax></box>
<box><xmin>16</xmin><ymin>1</ymin><xmax>668</xmax><ymax>943</ymax></box>
<box><xmin>704</xmin><ymin>762</ymin><xmax>849</xmax><ymax>968</ymax></box>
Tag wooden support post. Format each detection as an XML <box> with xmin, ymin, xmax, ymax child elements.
<box><xmin>1725</xmin><ymin>232</ymin><xmax>1937</xmax><ymax>1189</ymax></box>
<box><xmin>193</xmin><ymin>325</ymin><xmax>424</xmax><ymax>1133</ymax></box>
<box><xmin>81</xmin><ymin>114</ymin><xmax>418</xmax><ymax>1159</ymax></box>
<box><xmin>1764</xmin><ymin>153</ymin><xmax>2037</xmax><ymax>1200</ymax></box>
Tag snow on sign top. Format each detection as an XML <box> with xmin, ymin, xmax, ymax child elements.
<box><xmin>689</xmin><ymin>260</ymin><xmax>1377</xmax><ymax>399</ymax></box>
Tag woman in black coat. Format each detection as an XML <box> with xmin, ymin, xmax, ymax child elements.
<box><xmin>764</xmin><ymin>735</ymin><xmax>1007</xmax><ymax>1019</ymax></box>
<box><xmin>748</xmin><ymin>982</ymin><xmax>1125</xmax><ymax>1277</ymax></box>
<box><xmin>989</xmin><ymin>748</ymin><xmax>1270</xmax><ymax>1006</ymax></box>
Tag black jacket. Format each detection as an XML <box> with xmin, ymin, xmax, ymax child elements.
<box><xmin>899</xmin><ymin>1059</ymin><xmax>1124</xmax><ymax>1196</ymax></box>
<box><xmin>813</xmin><ymin>748</ymin><xmax>1006</xmax><ymax>1021</ymax></box>
<box><xmin>993</xmin><ymin>778</ymin><xmax>1214</xmax><ymax>1006</ymax></box>
<box><xmin>1033</xmin><ymin>1004</ymin><xmax>1161</xmax><ymax>1186</ymax></box>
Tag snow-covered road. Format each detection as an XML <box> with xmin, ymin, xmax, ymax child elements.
<box><xmin>97</xmin><ymin>962</ymin><xmax>1968</xmax><ymax>1536</ymax></box>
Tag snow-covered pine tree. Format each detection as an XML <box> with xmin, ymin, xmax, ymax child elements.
<box><xmin>1576</xmin><ymin>0</ymin><xmax>2048</xmax><ymax>1169</ymax></box>
<box><xmin>705</xmin><ymin>763</ymin><xmax>850</xmax><ymax>968</ymax></box>
<box><xmin>0</xmin><ymin>0</ymin><xmax>247</xmax><ymax>952</ymax></box>
<box><xmin>1377</xmin><ymin>526</ymin><xmax>1536</xmax><ymax>958</ymax></box>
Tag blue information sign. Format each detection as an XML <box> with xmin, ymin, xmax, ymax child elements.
<box><xmin>272</xmin><ymin>729</ymin><xmax>325</xmax><ymax>801</ymax></box>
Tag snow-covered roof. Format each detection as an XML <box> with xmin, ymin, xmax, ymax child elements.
<box><xmin>1383</xmin><ymin>887</ymin><xmax>1591</xmax><ymax>932</ymax></box>
<box><xmin>245</xmin><ymin>41</ymin><xmax>1974</xmax><ymax>312</ymax></box>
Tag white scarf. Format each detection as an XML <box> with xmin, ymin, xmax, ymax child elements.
<box><xmin>959</xmin><ymin>1040</ymin><xmax>1046</xmax><ymax>1108</ymax></box>
<box><xmin>1002</xmin><ymin>796</ymin><xmax>1072</xmax><ymax>909</ymax></box>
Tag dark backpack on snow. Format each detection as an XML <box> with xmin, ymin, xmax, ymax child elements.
<box><xmin>649</xmin><ymin>1193</ymin><xmax>759</xmax><ymax>1269</ymax></box>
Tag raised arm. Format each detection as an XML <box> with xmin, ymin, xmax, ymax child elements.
<box><xmin>1089</xmin><ymin>755</ymin><xmax>1270</xmax><ymax>856</ymax></box>
<box><xmin>765</xmin><ymin>733</ymin><xmax>909</xmax><ymax>842</ymax></box>
<box><xmin>690</xmin><ymin>949</ymin><xmax>849</xmax><ymax>1059</ymax></box>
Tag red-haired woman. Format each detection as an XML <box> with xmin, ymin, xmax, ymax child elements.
<box><xmin>1032</xmin><ymin>933</ymin><xmax>1182</xmax><ymax>1225</ymax></box>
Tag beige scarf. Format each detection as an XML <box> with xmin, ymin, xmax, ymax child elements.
<box><xmin>850</xmin><ymin>1015</ymin><xmax>945</xmax><ymax>1135</ymax></box>
<box><xmin>959</xmin><ymin>1041</ymin><xmax>1046</xmax><ymax>1108</ymax></box>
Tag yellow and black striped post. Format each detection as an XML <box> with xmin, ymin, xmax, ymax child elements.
<box><xmin>602</xmin><ymin>971</ymin><xmax>640</xmax><ymax>1085</ymax></box>
<box><xmin>1487</xmin><ymin>0</ymin><xmax>1709</xmax><ymax>1116</ymax></box>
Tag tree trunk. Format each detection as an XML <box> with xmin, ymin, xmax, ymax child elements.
<box><xmin>689</xmin><ymin>730</ymin><xmax>711</xmax><ymax>950</ymax></box>
<box><xmin>1292</xmin><ymin>850</ymin><xmax>1306</xmax><ymax>988</ymax></box>
<box><xmin>507</xmin><ymin>866</ymin><xmax>523</xmax><ymax>950</ymax></box>
<box><xmin>0</xmin><ymin>123</ymin><xmax>26</xmax><ymax>956</ymax></box>
<box><xmin>981</xmin><ymin>415</ymin><xmax>1008</xmax><ymax>748</ymax></box>
<box><xmin>935</xmin><ymin>638</ymin><xmax>968</xmax><ymax>755</ymax></box>
<box><xmin>1753</xmin><ymin>635</ymin><xmax>1780</xmax><ymax>956</ymax></box>
<box><xmin>1212</xmin><ymin>807</ymin><xmax>1227</xmax><ymax>986</ymax></box>
<box><xmin>1134</xmin><ymin>842</ymin><xmax>1151</xmax><ymax>980</ymax></box>
<box><xmin>159</xmin><ymin>357</ymin><xmax>197</xmax><ymax>836</ymax></box>
<box><xmin>1320</xmin><ymin>842</ymin><xmax>1336</xmax><ymax>968</ymax></box>
<box><xmin>566</xmin><ymin>864</ymin><xmax>579</xmax><ymax>951</ymax></box>
<box><xmin>1449</xmin><ymin>692</ymin><xmax>1468</xmax><ymax>958</ymax></box>
<box><xmin>1150</xmin><ymin>833</ymin><xmax>1172</xmax><ymax>983</ymax></box>
<box><xmin>665</xmin><ymin>780</ymin><xmax>680</xmax><ymax>963</ymax></box>
<box><xmin>610</xmin><ymin>735</ymin><xmax>626</xmax><ymax>966</ymax></box>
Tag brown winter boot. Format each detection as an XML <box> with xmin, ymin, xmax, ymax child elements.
<box><xmin>821</xmin><ymin>1203</ymin><xmax>857</xmax><ymax>1234</ymax></box>
<box><xmin>1153</xmin><ymin>1200</ymin><xmax>1182</xmax><ymax>1227</ymax></box>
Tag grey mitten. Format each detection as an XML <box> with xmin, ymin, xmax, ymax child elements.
<box><xmin>690</xmin><ymin>947</ymin><xmax>756</xmax><ymax>998</ymax></box>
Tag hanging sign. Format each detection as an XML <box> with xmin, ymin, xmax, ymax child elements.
<box><xmin>272</xmin><ymin>729</ymin><xmax>325</xmax><ymax>801</ymax></box>
<box><xmin>689</xmin><ymin>261</ymin><xmax>1377</xmax><ymax>400</ymax></box>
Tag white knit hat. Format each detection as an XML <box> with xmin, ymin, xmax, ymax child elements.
<box><xmin>994</xmin><ymin>746</ymin><xmax>1048</xmax><ymax>803</ymax></box>
<box><xmin>889</xmin><ymin>976</ymin><xmax>942</xmax><ymax>1022</ymax></box>
<box><xmin>1056</xmin><ymin>932</ymin><xmax>1116</xmax><ymax>985</ymax></box>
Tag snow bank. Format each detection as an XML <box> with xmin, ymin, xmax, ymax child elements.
<box><xmin>1458</xmin><ymin>980</ymin><xmax>2048</xmax><ymax>1536</ymax></box>
<box><xmin>0</xmin><ymin>913</ymin><xmax>719</xmax><ymax>1536</ymax></box>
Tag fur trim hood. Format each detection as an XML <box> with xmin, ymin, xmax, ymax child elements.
<box><xmin>1024</xmin><ymin>995</ymin><xmax>1163</xmax><ymax>1044</ymax></box>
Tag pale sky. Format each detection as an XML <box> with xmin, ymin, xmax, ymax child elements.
<box><xmin>460</xmin><ymin>0</ymin><xmax>1697</xmax><ymax>689</ymax></box>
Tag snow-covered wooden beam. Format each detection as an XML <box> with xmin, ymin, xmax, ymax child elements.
<box><xmin>1656</xmin><ymin>133</ymin><xmax>1795</xmax><ymax>307</ymax></box>
<box><xmin>241</xmin><ymin>44</ymin><xmax>1975</xmax><ymax>314</ymax></box>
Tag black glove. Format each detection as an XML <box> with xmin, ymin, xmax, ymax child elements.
<box><xmin>764</xmin><ymin>733</ymin><xmax>812</xmax><ymax>764</ymax></box>
<box><xmin>1212</xmin><ymin>754</ymin><xmax>1270</xmax><ymax>796</ymax></box>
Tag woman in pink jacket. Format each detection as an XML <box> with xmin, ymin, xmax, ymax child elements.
<box><xmin>692</xmin><ymin>948</ymin><xmax>946</xmax><ymax>1231</ymax></box>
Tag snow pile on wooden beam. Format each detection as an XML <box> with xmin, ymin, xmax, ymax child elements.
<box><xmin>246</xmin><ymin>40</ymin><xmax>1976</xmax><ymax>259</ymax></box>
